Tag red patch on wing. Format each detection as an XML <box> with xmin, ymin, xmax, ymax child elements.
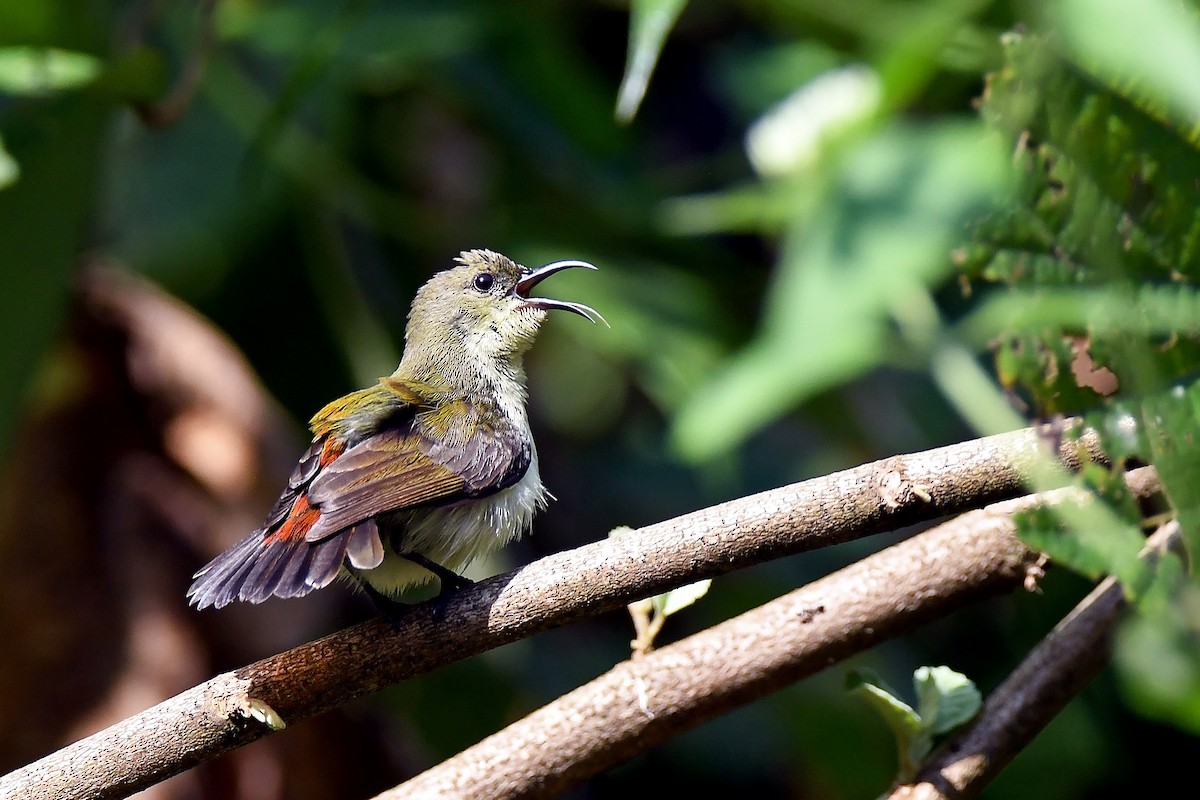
<box><xmin>319</xmin><ymin>436</ymin><xmax>345</xmax><ymax>467</ymax></box>
<box><xmin>269</xmin><ymin>495</ymin><xmax>322</xmax><ymax>543</ymax></box>
<box><xmin>263</xmin><ymin>435</ymin><xmax>347</xmax><ymax>543</ymax></box>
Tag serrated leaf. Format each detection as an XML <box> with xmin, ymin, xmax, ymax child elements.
<box><xmin>615</xmin><ymin>0</ymin><xmax>687</xmax><ymax>124</ymax></box>
<box><xmin>1051</xmin><ymin>0</ymin><xmax>1200</xmax><ymax>134</ymax></box>
<box><xmin>974</xmin><ymin>30</ymin><xmax>1200</xmax><ymax>304</ymax></box>
<box><xmin>652</xmin><ymin>578</ymin><xmax>711</xmax><ymax>617</ymax></box>
<box><xmin>914</xmin><ymin>666</ymin><xmax>982</xmax><ymax>736</ymax></box>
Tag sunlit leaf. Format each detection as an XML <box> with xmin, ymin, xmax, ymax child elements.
<box><xmin>958</xmin><ymin>286</ymin><xmax>1200</xmax><ymax>347</ymax></box>
<box><xmin>652</xmin><ymin>578</ymin><xmax>712</xmax><ymax>617</ymax></box>
<box><xmin>851</xmin><ymin>665</ymin><xmax>981</xmax><ymax>782</ymax></box>
<box><xmin>914</xmin><ymin>665</ymin><xmax>981</xmax><ymax>736</ymax></box>
<box><xmin>846</xmin><ymin>670</ymin><xmax>922</xmax><ymax>734</ymax></box>
<box><xmin>1050</xmin><ymin>0</ymin><xmax>1200</xmax><ymax>135</ymax></box>
<box><xmin>970</xmin><ymin>22</ymin><xmax>1200</xmax><ymax>602</ymax></box>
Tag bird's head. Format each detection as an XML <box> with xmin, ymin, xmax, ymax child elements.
<box><xmin>402</xmin><ymin>249</ymin><xmax>602</xmax><ymax>384</ymax></box>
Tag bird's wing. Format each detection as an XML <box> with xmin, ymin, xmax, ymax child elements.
<box><xmin>187</xmin><ymin>391</ymin><xmax>530</xmax><ymax>609</ymax></box>
<box><xmin>302</xmin><ymin>398</ymin><xmax>531</xmax><ymax>541</ymax></box>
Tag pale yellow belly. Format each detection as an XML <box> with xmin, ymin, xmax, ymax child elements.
<box><xmin>354</xmin><ymin>458</ymin><xmax>547</xmax><ymax>596</ymax></box>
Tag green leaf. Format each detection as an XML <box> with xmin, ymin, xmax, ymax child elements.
<box><xmin>968</xmin><ymin>31</ymin><xmax>1200</xmax><ymax>571</ymax></box>
<box><xmin>846</xmin><ymin>669</ymin><xmax>923</xmax><ymax>735</ymax></box>
<box><xmin>1050</xmin><ymin>0</ymin><xmax>1200</xmax><ymax>134</ymax></box>
<box><xmin>652</xmin><ymin>578</ymin><xmax>712</xmax><ymax>617</ymax></box>
<box><xmin>958</xmin><ymin>286</ymin><xmax>1200</xmax><ymax>348</ymax></box>
<box><xmin>851</xmin><ymin>666</ymin><xmax>982</xmax><ymax>782</ymax></box>
<box><xmin>1140</xmin><ymin>383</ymin><xmax>1200</xmax><ymax>564</ymax></box>
<box><xmin>846</xmin><ymin>668</ymin><xmax>927</xmax><ymax>781</ymax></box>
<box><xmin>974</xmin><ymin>31</ymin><xmax>1200</xmax><ymax>287</ymax></box>
<box><xmin>0</xmin><ymin>47</ymin><xmax>101</xmax><ymax>94</ymax></box>
<box><xmin>1015</xmin><ymin>505</ymin><xmax>1151</xmax><ymax>596</ymax></box>
<box><xmin>914</xmin><ymin>666</ymin><xmax>982</xmax><ymax>736</ymax></box>
<box><xmin>1114</xmin><ymin>558</ymin><xmax>1200</xmax><ymax>735</ymax></box>
<box><xmin>615</xmin><ymin>0</ymin><xmax>687</xmax><ymax>124</ymax></box>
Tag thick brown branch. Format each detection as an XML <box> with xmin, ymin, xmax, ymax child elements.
<box><xmin>0</xmin><ymin>424</ymin><xmax>1100</xmax><ymax>800</ymax></box>
<box><xmin>380</xmin><ymin>467</ymin><xmax>1162</xmax><ymax>799</ymax></box>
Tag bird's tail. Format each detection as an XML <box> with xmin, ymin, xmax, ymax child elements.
<box><xmin>186</xmin><ymin>526</ymin><xmax>349</xmax><ymax>609</ymax></box>
<box><xmin>187</xmin><ymin>434</ymin><xmax>388</xmax><ymax>609</ymax></box>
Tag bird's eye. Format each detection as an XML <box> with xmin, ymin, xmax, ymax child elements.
<box><xmin>473</xmin><ymin>272</ymin><xmax>495</xmax><ymax>292</ymax></box>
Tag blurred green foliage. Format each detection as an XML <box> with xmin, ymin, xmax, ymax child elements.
<box><xmin>3</xmin><ymin>0</ymin><xmax>1200</xmax><ymax>796</ymax></box>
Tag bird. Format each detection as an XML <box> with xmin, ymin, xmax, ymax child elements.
<box><xmin>187</xmin><ymin>249</ymin><xmax>602</xmax><ymax>615</ymax></box>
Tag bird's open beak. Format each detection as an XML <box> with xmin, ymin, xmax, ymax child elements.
<box><xmin>515</xmin><ymin>259</ymin><xmax>607</xmax><ymax>325</ymax></box>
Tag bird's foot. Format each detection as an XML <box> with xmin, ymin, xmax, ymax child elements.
<box><xmin>401</xmin><ymin>553</ymin><xmax>474</xmax><ymax>621</ymax></box>
<box><xmin>359</xmin><ymin>582</ymin><xmax>413</xmax><ymax>627</ymax></box>
<box><xmin>431</xmin><ymin>575</ymin><xmax>475</xmax><ymax>622</ymax></box>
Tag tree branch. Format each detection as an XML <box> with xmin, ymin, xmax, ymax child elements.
<box><xmin>377</xmin><ymin>466</ymin><xmax>1162</xmax><ymax>799</ymax></box>
<box><xmin>0</xmin><ymin>424</ymin><xmax>1103</xmax><ymax>800</ymax></box>
<box><xmin>887</xmin><ymin>502</ymin><xmax>1176</xmax><ymax>800</ymax></box>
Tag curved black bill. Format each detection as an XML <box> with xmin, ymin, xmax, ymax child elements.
<box><xmin>515</xmin><ymin>259</ymin><xmax>607</xmax><ymax>325</ymax></box>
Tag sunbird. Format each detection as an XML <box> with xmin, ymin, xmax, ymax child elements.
<box><xmin>187</xmin><ymin>249</ymin><xmax>602</xmax><ymax>615</ymax></box>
